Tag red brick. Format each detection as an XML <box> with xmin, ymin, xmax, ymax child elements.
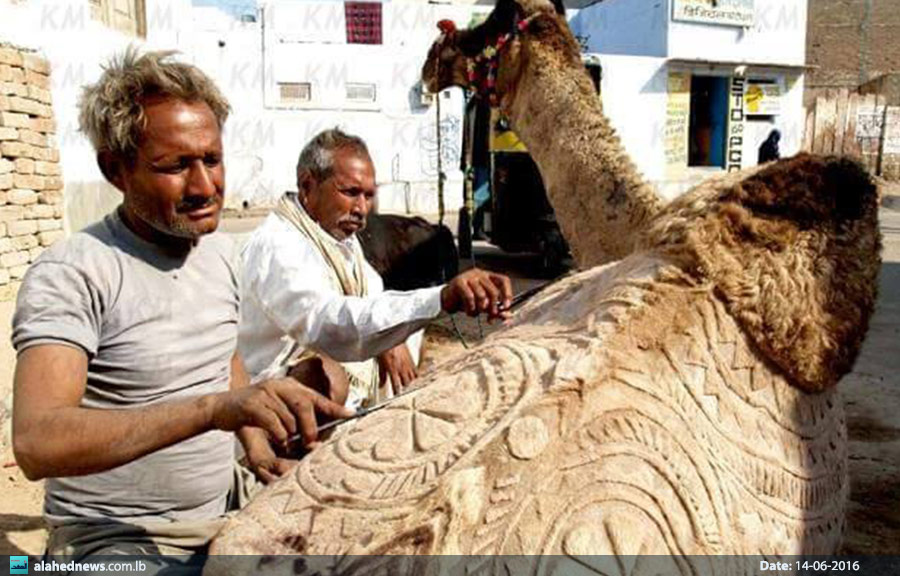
<box><xmin>0</xmin><ymin>49</ymin><xmax>23</xmax><ymax>68</ymax></box>
<box><xmin>38</xmin><ymin>229</ymin><xmax>64</xmax><ymax>246</ymax></box>
<box><xmin>22</xmin><ymin>53</ymin><xmax>50</xmax><ymax>75</ymax></box>
<box><xmin>7</xmin><ymin>220</ymin><xmax>36</xmax><ymax>236</ymax></box>
<box><xmin>0</xmin><ymin>82</ymin><xmax>27</xmax><ymax>97</ymax></box>
<box><xmin>8</xmin><ymin>188</ymin><xmax>38</xmax><ymax>205</ymax></box>
<box><xmin>38</xmin><ymin>190</ymin><xmax>62</xmax><ymax>205</ymax></box>
<box><xmin>23</xmin><ymin>204</ymin><xmax>53</xmax><ymax>219</ymax></box>
<box><xmin>11</xmin><ymin>234</ymin><xmax>37</xmax><ymax>250</ymax></box>
<box><xmin>24</xmin><ymin>69</ymin><xmax>49</xmax><ymax>89</ymax></box>
<box><xmin>18</xmin><ymin>130</ymin><xmax>46</xmax><ymax>147</ymax></box>
<box><xmin>26</xmin><ymin>85</ymin><xmax>51</xmax><ymax>104</ymax></box>
<box><xmin>0</xmin><ymin>65</ymin><xmax>25</xmax><ymax>84</ymax></box>
<box><xmin>0</xmin><ymin>111</ymin><xmax>29</xmax><ymax>128</ymax></box>
<box><xmin>42</xmin><ymin>176</ymin><xmax>62</xmax><ymax>190</ymax></box>
<box><xmin>14</xmin><ymin>158</ymin><xmax>34</xmax><ymax>174</ymax></box>
<box><xmin>0</xmin><ymin>206</ymin><xmax>24</xmax><ymax>222</ymax></box>
<box><xmin>0</xmin><ymin>141</ymin><xmax>34</xmax><ymax>158</ymax></box>
<box><xmin>9</xmin><ymin>263</ymin><xmax>29</xmax><ymax>279</ymax></box>
<box><xmin>31</xmin><ymin>118</ymin><xmax>55</xmax><ymax>134</ymax></box>
<box><xmin>34</xmin><ymin>161</ymin><xmax>60</xmax><ymax>176</ymax></box>
<box><xmin>0</xmin><ymin>249</ymin><xmax>29</xmax><ymax>267</ymax></box>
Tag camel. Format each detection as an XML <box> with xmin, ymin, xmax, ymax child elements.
<box><xmin>423</xmin><ymin>0</ymin><xmax>662</xmax><ymax>269</ymax></box>
<box><xmin>207</xmin><ymin>0</ymin><xmax>881</xmax><ymax>569</ymax></box>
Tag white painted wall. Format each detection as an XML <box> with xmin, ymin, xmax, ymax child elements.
<box><xmin>241</xmin><ymin>0</ymin><xmax>482</xmax><ymax>215</ymax></box>
<box><xmin>593</xmin><ymin>55</ymin><xmax>669</xmax><ymax>185</ymax></box>
<box><xmin>567</xmin><ymin>0</ymin><xmax>807</xmax><ymax>199</ymax></box>
<box><xmin>667</xmin><ymin>0</ymin><xmax>808</xmax><ymax>66</ymax></box>
<box><xmin>569</xmin><ymin>0</ymin><xmax>667</xmax><ymax>58</ymax></box>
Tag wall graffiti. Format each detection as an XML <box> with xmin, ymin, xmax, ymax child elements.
<box><xmin>418</xmin><ymin>115</ymin><xmax>461</xmax><ymax>178</ymax></box>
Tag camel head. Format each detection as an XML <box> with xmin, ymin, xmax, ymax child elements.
<box><xmin>421</xmin><ymin>0</ymin><xmax>569</xmax><ymax>105</ymax></box>
<box><xmin>648</xmin><ymin>154</ymin><xmax>882</xmax><ymax>392</ymax></box>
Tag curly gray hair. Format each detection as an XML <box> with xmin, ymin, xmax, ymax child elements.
<box><xmin>296</xmin><ymin>128</ymin><xmax>371</xmax><ymax>185</ymax></box>
<box><xmin>78</xmin><ymin>47</ymin><xmax>230</xmax><ymax>161</ymax></box>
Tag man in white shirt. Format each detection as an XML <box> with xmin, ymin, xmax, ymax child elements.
<box><xmin>239</xmin><ymin>129</ymin><xmax>513</xmax><ymax>414</ymax></box>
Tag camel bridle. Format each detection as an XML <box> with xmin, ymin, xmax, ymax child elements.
<box><xmin>436</xmin><ymin>13</ymin><xmax>538</xmax><ymax>107</ymax></box>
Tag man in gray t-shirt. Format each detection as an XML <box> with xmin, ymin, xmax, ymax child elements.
<box><xmin>11</xmin><ymin>50</ymin><xmax>350</xmax><ymax>559</ymax></box>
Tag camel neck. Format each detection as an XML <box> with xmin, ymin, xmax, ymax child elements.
<box><xmin>503</xmin><ymin>31</ymin><xmax>662</xmax><ymax>268</ymax></box>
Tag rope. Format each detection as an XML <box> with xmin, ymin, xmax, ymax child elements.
<box><xmin>435</xmin><ymin>82</ymin><xmax>470</xmax><ymax>349</ymax></box>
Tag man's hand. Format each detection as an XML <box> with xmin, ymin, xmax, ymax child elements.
<box><xmin>244</xmin><ymin>441</ymin><xmax>297</xmax><ymax>484</ymax></box>
<box><xmin>210</xmin><ymin>378</ymin><xmax>354</xmax><ymax>448</ymax></box>
<box><xmin>377</xmin><ymin>344</ymin><xmax>417</xmax><ymax>395</ymax></box>
<box><xmin>440</xmin><ymin>268</ymin><xmax>514</xmax><ymax>321</ymax></box>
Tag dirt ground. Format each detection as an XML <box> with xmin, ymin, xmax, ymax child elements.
<box><xmin>1</xmin><ymin>209</ymin><xmax>898</xmax><ymax>556</ymax></box>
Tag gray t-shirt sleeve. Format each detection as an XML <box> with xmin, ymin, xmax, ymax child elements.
<box><xmin>12</xmin><ymin>260</ymin><xmax>103</xmax><ymax>357</ymax></box>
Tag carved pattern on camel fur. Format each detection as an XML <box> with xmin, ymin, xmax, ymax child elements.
<box><xmin>206</xmin><ymin>0</ymin><xmax>882</xmax><ymax>566</ymax></box>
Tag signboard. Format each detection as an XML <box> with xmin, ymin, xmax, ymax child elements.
<box><xmin>673</xmin><ymin>0</ymin><xmax>755</xmax><ymax>27</ymax></box>
<box><xmin>665</xmin><ymin>72</ymin><xmax>691</xmax><ymax>171</ymax></box>
<box><xmin>856</xmin><ymin>106</ymin><xmax>885</xmax><ymax>140</ymax></box>
<box><xmin>883</xmin><ymin>107</ymin><xmax>900</xmax><ymax>155</ymax></box>
<box><xmin>726</xmin><ymin>76</ymin><xmax>746</xmax><ymax>172</ymax></box>
<box><xmin>745</xmin><ymin>80</ymin><xmax>782</xmax><ymax>115</ymax></box>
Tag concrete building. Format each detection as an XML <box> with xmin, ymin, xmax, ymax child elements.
<box><xmin>0</xmin><ymin>0</ymin><xmax>488</xmax><ymax>233</ymax></box>
<box><xmin>1</xmin><ymin>0</ymin><xmax>813</xmax><ymax>232</ymax></box>
<box><xmin>570</xmin><ymin>0</ymin><xmax>809</xmax><ymax>198</ymax></box>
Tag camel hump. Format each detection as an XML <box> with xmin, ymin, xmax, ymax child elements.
<box><xmin>667</xmin><ymin>152</ymin><xmax>882</xmax><ymax>393</ymax></box>
<box><xmin>735</xmin><ymin>153</ymin><xmax>878</xmax><ymax>226</ymax></box>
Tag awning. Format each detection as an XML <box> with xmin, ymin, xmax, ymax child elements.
<box><xmin>666</xmin><ymin>58</ymin><xmax>815</xmax><ymax>72</ymax></box>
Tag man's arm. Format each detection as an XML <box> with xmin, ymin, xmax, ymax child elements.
<box><xmin>231</xmin><ymin>353</ymin><xmax>297</xmax><ymax>484</ymax></box>
<box><xmin>13</xmin><ymin>345</ymin><xmax>352</xmax><ymax>481</ymax></box>
<box><xmin>247</xmin><ymin>230</ymin><xmax>513</xmax><ymax>363</ymax></box>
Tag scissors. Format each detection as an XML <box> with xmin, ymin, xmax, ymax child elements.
<box><xmin>285</xmin><ymin>282</ymin><xmax>553</xmax><ymax>451</ymax></box>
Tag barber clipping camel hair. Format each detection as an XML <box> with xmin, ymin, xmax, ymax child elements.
<box><xmin>10</xmin><ymin>49</ymin><xmax>352</xmax><ymax>560</ymax></box>
<box><xmin>238</xmin><ymin>128</ymin><xmax>514</xmax><ymax>420</ymax></box>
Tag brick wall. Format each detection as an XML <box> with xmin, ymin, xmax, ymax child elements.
<box><xmin>0</xmin><ymin>44</ymin><xmax>64</xmax><ymax>288</ymax></box>
<box><xmin>806</xmin><ymin>0</ymin><xmax>900</xmax><ymax>106</ymax></box>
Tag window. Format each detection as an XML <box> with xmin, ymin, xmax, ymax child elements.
<box><xmin>279</xmin><ymin>82</ymin><xmax>312</xmax><ymax>104</ymax></box>
<box><xmin>346</xmin><ymin>83</ymin><xmax>376</xmax><ymax>102</ymax></box>
<box><xmin>345</xmin><ymin>2</ymin><xmax>382</xmax><ymax>45</ymax></box>
<box><xmin>89</xmin><ymin>0</ymin><xmax>146</xmax><ymax>37</ymax></box>
<box><xmin>688</xmin><ymin>76</ymin><xmax>729</xmax><ymax>167</ymax></box>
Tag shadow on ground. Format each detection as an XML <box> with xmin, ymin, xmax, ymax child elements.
<box><xmin>0</xmin><ymin>512</ymin><xmax>44</xmax><ymax>556</ymax></box>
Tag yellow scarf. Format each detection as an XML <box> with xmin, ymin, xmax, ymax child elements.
<box><xmin>274</xmin><ymin>193</ymin><xmax>379</xmax><ymax>405</ymax></box>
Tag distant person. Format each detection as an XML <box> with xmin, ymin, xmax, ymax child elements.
<box><xmin>758</xmin><ymin>129</ymin><xmax>781</xmax><ymax>164</ymax></box>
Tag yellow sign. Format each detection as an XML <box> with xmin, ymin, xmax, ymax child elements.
<box><xmin>665</xmin><ymin>72</ymin><xmax>691</xmax><ymax>173</ymax></box>
<box><xmin>745</xmin><ymin>81</ymin><xmax>782</xmax><ymax>115</ymax></box>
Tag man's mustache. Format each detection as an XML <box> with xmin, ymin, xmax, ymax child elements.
<box><xmin>177</xmin><ymin>196</ymin><xmax>219</xmax><ymax>212</ymax></box>
<box><xmin>340</xmin><ymin>214</ymin><xmax>365</xmax><ymax>228</ymax></box>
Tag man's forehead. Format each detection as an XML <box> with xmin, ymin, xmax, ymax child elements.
<box><xmin>331</xmin><ymin>150</ymin><xmax>375</xmax><ymax>182</ymax></box>
<box><xmin>140</xmin><ymin>98</ymin><xmax>221</xmax><ymax>151</ymax></box>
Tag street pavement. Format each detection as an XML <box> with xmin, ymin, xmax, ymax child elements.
<box><xmin>841</xmin><ymin>208</ymin><xmax>900</xmax><ymax>553</ymax></box>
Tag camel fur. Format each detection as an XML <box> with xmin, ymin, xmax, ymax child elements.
<box><xmin>206</xmin><ymin>0</ymin><xmax>882</xmax><ymax>567</ymax></box>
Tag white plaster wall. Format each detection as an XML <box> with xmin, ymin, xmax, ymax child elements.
<box><xmin>667</xmin><ymin>0</ymin><xmax>807</xmax><ymax>66</ymax></box>
<box><xmin>593</xmin><ymin>55</ymin><xmax>671</xmax><ymax>193</ymax></box>
<box><xmin>568</xmin><ymin>0</ymin><xmax>667</xmax><ymax>58</ymax></box>
<box><xmin>233</xmin><ymin>0</ymin><xmax>482</xmax><ymax>215</ymax></box>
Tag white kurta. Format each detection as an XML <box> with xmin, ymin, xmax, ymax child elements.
<box><xmin>238</xmin><ymin>213</ymin><xmax>444</xmax><ymax>393</ymax></box>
